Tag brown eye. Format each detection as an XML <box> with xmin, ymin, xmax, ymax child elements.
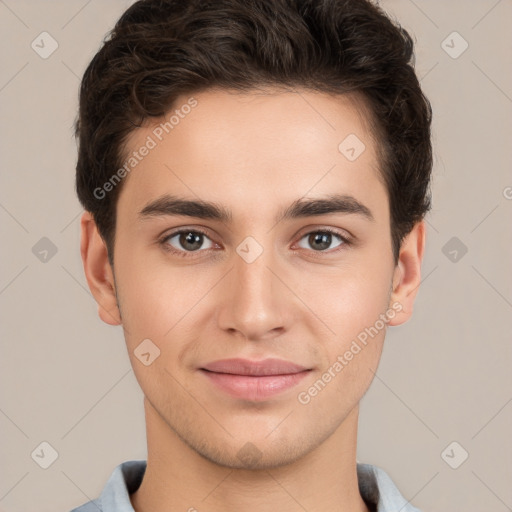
<box><xmin>296</xmin><ymin>230</ymin><xmax>348</xmax><ymax>252</ymax></box>
<box><xmin>163</xmin><ymin>230</ymin><xmax>214</xmax><ymax>253</ymax></box>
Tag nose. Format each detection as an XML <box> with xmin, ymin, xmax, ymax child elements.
<box><xmin>216</xmin><ymin>240</ymin><xmax>291</xmax><ymax>341</ymax></box>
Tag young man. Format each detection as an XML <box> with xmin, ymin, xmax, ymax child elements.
<box><xmin>72</xmin><ymin>0</ymin><xmax>432</xmax><ymax>510</ymax></box>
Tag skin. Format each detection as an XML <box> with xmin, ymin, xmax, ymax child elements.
<box><xmin>81</xmin><ymin>88</ymin><xmax>426</xmax><ymax>512</ymax></box>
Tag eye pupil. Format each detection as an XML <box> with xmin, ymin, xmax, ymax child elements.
<box><xmin>309</xmin><ymin>232</ymin><xmax>332</xmax><ymax>251</ymax></box>
<box><xmin>181</xmin><ymin>231</ymin><xmax>203</xmax><ymax>251</ymax></box>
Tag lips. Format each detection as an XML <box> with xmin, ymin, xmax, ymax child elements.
<box><xmin>201</xmin><ymin>358</ymin><xmax>309</xmax><ymax>376</ymax></box>
<box><xmin>199</xmin><ymin>358</ymin><xmax>311</xmax><ymax>401</ymax></box>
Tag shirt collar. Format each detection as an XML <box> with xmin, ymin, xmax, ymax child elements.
<box><xmin>83</xmin><ymin>459</ymin><xmax>420</xmax><ymax>512</ymax></box>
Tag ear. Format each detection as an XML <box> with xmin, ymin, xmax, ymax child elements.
<box><xmin>80</xmin><ymin>211</ymin><xmax>122</xmax><ymax>326</ymax></box>
<box><xmin>387</xmin><ymin>220</ymin><xmax>426</xmax><ymax>326</ymax></box>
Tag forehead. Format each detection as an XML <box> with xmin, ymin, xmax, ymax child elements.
<box><xmin>117</xmin><ymin>88</ymin><xmax>387</xmax><ymax>224</ymax></box>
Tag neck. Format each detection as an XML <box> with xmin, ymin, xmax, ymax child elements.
<box><xmin>130</xmin><ymin>398</ymin><xmax>369</xmax><ymax>512</ymax></box>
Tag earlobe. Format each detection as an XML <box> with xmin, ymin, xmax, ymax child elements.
<box><xmin>80</xmin><ymin>212</ymin><xmax>122</xmax><ymax>326</ymax></box>
<box><xmin>387</xmin><ymin>221</ymin><xmax>426</xmax><ymax>327</ymax></box>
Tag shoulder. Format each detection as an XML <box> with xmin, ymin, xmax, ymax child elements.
<box><xmin>357</xmin><ymin>462</ymin><xmax>422</xmax><ymax>512</ymax></box>
<box><xmin>70</xmin><ymin>500</ymin><xmax>102</xmax><ymax>512</ymax></box>
<box><xmin>68</xmin><ymin>460</ymin><xmax>147</xmax><ymax>512</ymax></box>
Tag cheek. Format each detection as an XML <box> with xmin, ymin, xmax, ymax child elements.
<box><xmin>296</xmin><ymin>275</ymin><xmax>389</xmax><ymax>414</ymax></box>
<box><xmin>115</xmin><ymin>263</ymin><xmax>198</xmax><ymax>392</ymax></box>
<box><xmin>115</xmin><ymin>252</ymin><xmax>224</xmax><ymax>351</ymax></box>
<box><xmin>306</xmin><ymin>262</ymin><xmax>392</xmax><ymax>342</ymax></box>
<box><xmin>302</xmin><ymin>256</ymin><xmax>392</xmax><ymax>396</ymax></box>
<box><xmin>114</xmin><ymin>256</ymin><xmax>183</xmax><ymax>342</ymax></box>
<box><xmin>302</xmin><ymin>334</ymin><xmax>384</xmax><ymax>418</ymax></box>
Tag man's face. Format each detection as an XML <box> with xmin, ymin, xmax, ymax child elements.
<box><xmin>109</xmin><ymin>88</ymin><xmax>399</xmax><ymax>468</ymax></box>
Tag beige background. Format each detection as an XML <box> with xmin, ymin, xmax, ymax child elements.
<box><xmin>1</xmin><ymin>1</ymin><xmax>511</xmax><ymax>511</ymax></box>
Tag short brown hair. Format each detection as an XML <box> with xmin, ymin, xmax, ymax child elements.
<box><xmin>75</xmin><ymin>0</ymin><xmax>433</xmax><ymax>265</ymax></box>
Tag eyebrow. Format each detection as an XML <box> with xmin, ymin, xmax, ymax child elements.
<box><xmin>138</xmin><ymin>193</ymin><xmax>375</xmax><ymax>224</ymax></box>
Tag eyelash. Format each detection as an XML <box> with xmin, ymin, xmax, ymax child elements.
<box><xmin>158</xmin><ymin>227</ymin><xmax>353</xmax><ymax>259</ymax></box>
